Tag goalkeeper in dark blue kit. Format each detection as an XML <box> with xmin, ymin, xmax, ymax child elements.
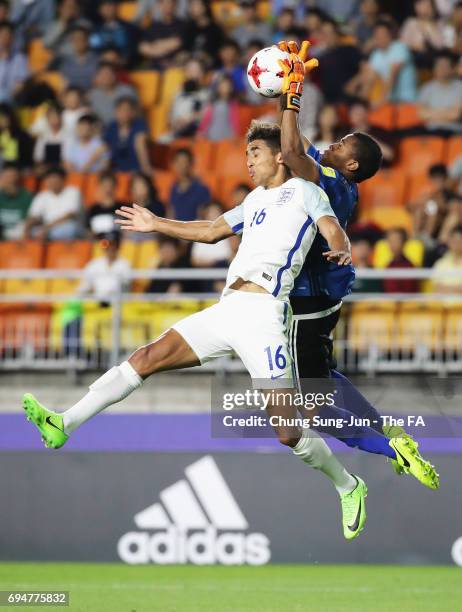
<box><xmin>277</xmin><ymin>40</ymin><xmax>439</xmax><ymax>489</ymax></box>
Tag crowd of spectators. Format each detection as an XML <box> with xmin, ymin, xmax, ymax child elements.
<box><xmin>1</xmin><ymin>0</ymin><xmax>462</xmax><ymax>294</ymax></box>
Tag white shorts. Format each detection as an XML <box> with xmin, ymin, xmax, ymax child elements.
<box><xmin>172</xmin><ymin>290</ymin><xmax>294</xmax><ymax>388</ymax></box>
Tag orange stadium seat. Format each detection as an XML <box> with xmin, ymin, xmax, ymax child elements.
<box><xmin>192</xmin><ymin>139</ymin><xmax>214</xmax><ymax>176</ymax></box>
<box><xmin>92</xmin><ymin>239</ymin><xmax>139</xmax><ymax>268</ymax></box>
<box><xmin>398</xmin><ymin>137</ymin><xmax>445</xmax><ymax>177</ymax></box>
<box><xmin>154</xmin><ymin>169</ymin><xmax>175</xmax><ymax>204</ymax></box>
<box><xmin>395</xmin><ymin>103</ymin><xmax>422</xmax><ymax>130</ymax></box>
<box><xmin>444</xmin><ymin>303</ymin><xmax>462</xmax><ymax>351</ymax></box>
<box><xmin>46</xmin><ymin>241</ymin><xmax>93</xmax><ymax>294</ymax></box>
<box><xmin>211</xmin><ymin>1</ymin><xmax>242</xmax><ymax>27</ymax></box>
<box><xmin>83</xmin><ymin>173</ymin><xmax>99</xmax><ymax>207</ymax></box>
<box><xmin>407</xmin><ymin>175</ymin><xmax>433</xmax><ymax>203</ymax></box>
<box><xmin>446</xmin><ymin>137</ymin><xmax>462</xmax><ymax>165</ymax></box>
<box><xmin>117</xmin><ymin>1</ymin><xmax>137</xmax><ymax>21</ymax></box>
<box><xmin>348</xmin><ymin>302</ymin><xmax>397</xmax><ymax>351</ymax></box>
<box><xmin>364</xmin><ymin>206</ymin><xmax>413</xmax><ymax>232</ymax></box>
<box><xmin>256</xmin><ymin>1</ymin><xmax>271</xmax><ymax>19</ymax></box>
<box><xmin>159</xmin><ymin>67</ymin><xmax>185</xmax><ymax>107</ymax></box>
<box><xmin>397</xmin><ymin>302</ymin><xmax>444</xmax><ymax>352</ymax></box>
<box><xmin>28</xmin><ymin>39</ymin><xmax>52</xmax><ymax>73</ymax></box>
<box><xmin>360</xmin><ymin>169</ymin><xmax>407</xmax><ymax>210</ymax></box>
<box><xmin>115</xmin><ymin>173</ymin><xmax>131</xmax><ymax>202</ymax></box>
<box><xmin>37</xmin><ymin>72</ymin><xmax>65</xmax><ymax>94</ymax></box>
<box><xmin>66</xmin><ymin>172</ymin><xmax>86</xmax><ymax>191</ymax></box>
<box><xmin>214</xmin><ymin>140</ymin><xmax>249</xmax><ymax>180</ymax></box>
<box><xmin>367</xmin><ymin>103</ymin><xmax>395</xmax><ymax>130</ymax></box>
<box><xmin>130</xmin><ymin>71</ymin><xmax>160</xmax><ymax>108</ymax></box>
<box><xmin>147</xmin><ymin>104</ymin><xmax>169</xmax><ymax>140</ymax></box>
<box><xmin>133</xmin><ymin>240</ymin><xmax>160</xmax><ymax>292</ymax></box>
<box><xmin>0</xmin><ymin>307</ymin><xmax>51</xmax><ymax>351</ymax></box>
<box><xmin>0</xmin><ymin>241</ymin><xmax>46</xmax><ymax>295</ymax></box>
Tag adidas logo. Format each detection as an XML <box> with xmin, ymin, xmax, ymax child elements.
<box><xmin>117</xmin><ymin>455</ymin><xmax>271</xmax><ymax>565</ymax></box>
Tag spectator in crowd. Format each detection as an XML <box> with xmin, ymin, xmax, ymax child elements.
<box><xmin>183</xmin><ymin>0</ymin><xmax>224</xmax><ymax>66</ymax></box>
<box><xmin>303</xmin><ymin>8</ymin><xmax>327</xmax><ymax>53</ymax></box>
<box><xmin>135</xmin><ymin>0</ymin><xmax>188</xmax><ymax>24</ymax></box>
<box><xmin>44</xmin><ymin>0</ymin><xmax>91</xmax><ymax>58</ymax></box>
<box><xmin>449</xmin><ymin>152</ymin><xmax>462</xmax><ymax>195</ymax></box>
<box><xmin>9</xmin><ymin>0</ymin><xmax>54</xmax><ymax>46</ymax></box>
<box><xmin>231</xmin><ymin>1</ymin><xmax>272</xmax><ymax>49</ymax></box>
<box><xmin>298</xmin><ymin>72</ymin><xmax>324</xmax><ymax>141</ymax></box>
<box><xmin>383</xmin><ymin>227</ymin><xmax>420</xmax><ymax>293</ymax></box>
<box><xmin>169</xmin><ymin>148</ymin><xmax>210</xmax><ymax>221</ymax></box>
<box><xmin>129</xmin><ymin>172</ymin><xmax>165</xmax><ymax>217</ymax></box>
<box><xmin>197</xmin><ymin>75</ymin><xmax>240</xmax><ymax>141</ymax></box>
<box><xmin>104</xmin><ymin>97</ymin><xmax>152</xmax><ymax>174</ymax></box>
<box><xmin>313</xmin><ymin>0</ymin><xmax>361</xmax><ymax>23</ymax></box>
<box><xmin>86</xmin><ymin>171</ymin><xmax>123</xmax><ymax>237</ymax></box>
<box><xmin>313</xmin><ymin>104</ymin><xmax>344</xmax><ymax>152</ymax></box>
<box><xmin>191</xmin><ymin>201</ymin><xmax>233</xmax><ymax>292</ymax></box>
<box><xmin>146</xmin><ymin>236</ymin><xmax>192</xmax><ymax>294</ymax></box>
<box><xmin>217</xmin><ymin>39</ymin><xmax>246</xmax><ymax>95</ymax></box>
<box><xmin>0</xmin><ymin>163</ymin><xmax>32</xmax><ymax>239</ymax></box>
<box><xmin>442</xmin><ymin>1</ymin><xmax>462</xmax><ymax>50</ymax></box>
<box><xmin>409</xmin><ymin>163</ymin><xmax>454</xmax><ymax>248</ymax></box>
<box><xmin>0</xmin><ymin>103</ymin><xmax>33</xmax><ymax>168</ymax></box>
<box><xmin>400</xmin><ymin>0</ymin><xmax>445</xmax><ymax>68</ymax></box>
<box><xmin>139</xmin><ymin>0</ymin><xmax>185</xmax><ymax>70</ymax></box>
<box><xmin>63</xmin><ymin>114</ymin><xmax>109</xmax><ymax>173</ymax></box>
<box><xmin>55</xmin><ymin>26</ymin><xmax>99</xmax><ymax>90</ymax></box>
<box><xmin>99</xmin><ymin>46</ymin><xmax>132</xmax><ymax>83</ymax></box>
<box><xmin>316</xmin><ymin>19</ymin><xmax>362</xmax><ymax>103</ymax></box>
<box><xmin>89</xmin><ymin>0</ymin><xmax>138</xmax><ymax>66</ymax></box>
<box><xmin>418</xmin><ymin>52</ymin><xmax>462</xmax><ymax>135</ymax></box>
<box><xmin>231</xmin><ymin>182</ymin><xmax>251</xmax><ymax>206</ymax></box>
<box><xmin>351</xmin><ymin>238</ymin><xmax>384</xmax><ymax>292</ymax></box>
<box><xmin>351</xmin><ymin>0</ymin><xmax>380</xmax><ymax>52</ymax></box>
<box><xmin>272</xmin><ymin>7</ymin><xmax>305</xmax><ymax>43</ymax></box>
<box><xmin>432</xmin><ymin>224</ymin><xmax>462</xmax><ymax>292</ymax></box>
<box><xmin>60</xmin><ymin>86</ymin><xmax>89</xmax><ymax>139</ymax></box>
<box><xmin>162</xmin><ymin>58</ymin><xmax>209</xmax><ymax>141</ymax></box>
<box><xmin>77</xmin><ymin>231</ymin><xmax>131</xmax><ymax>302</ymax></box>
<box><xmin>89</xmin><ymin>62</ymin><xmax>137</xmax><ymax>126</ymax></box>
<box><xmin>348</xmin><ymin>100</ymin><xmax>395</xmax><ymax>165</ymax></box>
<box><xmin>367</xmin><ymin>19</ymin><xmax>418</xmax><ymax>103</ymax></box>
<box><xmin>33</xmin><ymin>102</ymin><xmax>67</xmax><ymax>169</ymax></box>
<box><xmin>0</xmin><ymin>20</ymin><xmax>29</xmax><ymax>103</ymax></box>
<box><xmin>24</xmin><ymin>166</ymin><xmax>82</xmax><ymax>240</ymax></box>
<box><xmin>0</xmin><ymin>0</ymin><xmax>8</xmax><ymax>21</ymax></box>
<box><xmin>438</xmin><ymin>195</ymin><xmax>462</xmax><ymax>245</ymax></box>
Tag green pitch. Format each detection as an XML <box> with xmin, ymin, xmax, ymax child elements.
<box><xmin>0</xmin><ymin>563</ymin><xmax>460</xmax><ymax>612</ymax></box>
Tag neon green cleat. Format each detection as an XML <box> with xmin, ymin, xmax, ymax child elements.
<box><xmin>340</xmin><ymin>475</ymin><xmax>367</xmax><ymax>540</ymax></box>
<box><xmin>23</xmin><ymin>393</ymin><xmax>68</xmax><ymax>450</ymax></box>
<box><xmin>389</xmin><ymin>436</ymin><xmax>439</xmax><ymax>490</ymax></box>
<box><xmin>382</xmin><ymin>423</ymin><xmax>408</xmax><ymax>475</ymax></box>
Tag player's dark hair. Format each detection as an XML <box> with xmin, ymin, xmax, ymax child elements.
<box><xmin>43</xmin><ymin>166</ymin><xmax>66</xmax><ymax>180</ymax></box>
<box><xmin>374</xmin><ymin>18</ymin><xmax>396</xmax><ymax>35</ymax></box>
<box><xmin>433</xmin><ymin>50</ymin><xmax>457</xmax><ymax>67</ymax></box>
<box><xmin>351</xmin><ymin>132</ymin><xmax>382</xmax><ymax>183</ymax></box>
<box><xmin>77</xmin><ymin>113</ymin><xmax>97</xmax><ymax>125</ymax></box>
<box><xmin>174</xmin><ymin>147</ymin><xmax>194</xmax><ymax>163</ymax></box>
<box><xmin>429</xmin><ymin>163</ymin><xmax>447</xmax><ymax>178</ymax></box>
<box><xmin>99</xmin><ymin>170</ymin><xmax>117</xmax><ymax>185</ymax></box>
<box><xmin>246</xmin><ymin>121</ymin><xmax>281</xmax><ymax>152</ymax></box>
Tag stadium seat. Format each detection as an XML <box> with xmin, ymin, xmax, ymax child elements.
<box><xmin>117</xmin><ymin>1</ymin><xmax>137</xmax><ymax>20</ymax></box>
<box><xmin>84</xmin><ymin>172</ymin><xmax>129</xmax><ymax>207</ymax></box>
<box><xmin>28</xmin><ymin>39</ymin><xmax>52</xmax><ymax>73</ymax></box>
<box><xmin>159</xmin><ymin>67</ymin><xmax>185</xmax><ymax>107</ymax></box>
<box><xmin>36</xmin><ymin>71</ymin><xmax>65</xmax><ymax>94</ymax></box>
<box><xmin>398</xmin><ymin>137</ymin><xmax>445</xmax><ymax>177</ymax></box>
<box><xmin>256</xmin><ymin>1</ymin><xmax>271</xmax><ymax>19</ymax></box>
<box><xmin>348</xmin><ymin>302</ymin><xmax>397</xmax><ymax>351</ymax></box>
<box><xmin>116</xmin><ymin>173</ymin><xmax>131</xmax><ymax>202</ymax></box>
<box><xmin>444</xmin><ymin>303</ymin><xmax>462</xmax><ymax>351</ymax></box>
<box><xmin>92</xmin><ymin>239</ymin><xmax>139</xmax><ymax>269</ymax></box>
<box><xmin>367</xmin><ymin>103</ymin><xmax>395</xmax><ymax>131</ymax></box>
<box><xmin>395</xmin><ymin>103</ymin><xmax>422</xmax><ymax>130</ymax></box>
<box><xmin>83</xmin><ymin>173</ymin><xmax>99</xmax><ymax>207</ymax></box>
<box><xmin>446</xmin><ymin>137</ymin><xmax>462</xmax><ymax>166</ymax></box>
<box><xmin>147</xmin><ymin>104</ymin><xmax>169</xmax><ymax>140</ymax></box>
<box><xmin>151</xmin><ymin>301</ymin><xmax>202</xmax><ymax>337</ymax></box>
<box><xmin>372</xmin><ymin>238</ymin><xmax>424</xmax><ymax>268</ymax></box>
<box><xmin>192</xmin><ymin>139</ymin><xmax>214</xmax><ymax>176</ymax></box>
<box><xmin>66</xmin><ymin>172</ymin><xmax>86</xmax><ymax>191</ymax></box>
<box><xmin>211</xmin><ymin>1</ymin><xmax>242</xmax><ymax>27</ymax></box>
<box><xmin>133</xmin><ymin>239</ymin><xmax>160</xmax><ymax>292</ymax></box>
<box><xmin>360</xmin><ymin>169</ymin><xmax>407</xmax><ymax>210</ymax></box>
<box><xmin>46</xmin><ymin>241</ymin><xmax>93</xmax><ymax>294</ymax></box>
<box><xmin>0</xmin><ymin>306</ymin><xmax>51</xmax><ymax>351</ymax></box>
<box><xmin>215</xmin><ymin>140</ymin><xmax>249</xmax><ymax>180</ymax></box>
<box><xmin>130</xmin><ymin>71</ymin><xmax>160</xmax><ymax>108</ymax></box>
<box><xmin>364</xmin><ymin>206</ymin><xmax>412</xmax><ymax>232</ymax></box>
<box><xmin>407</xmin><ymin>175</ymin><xmax>433</xmax><ymax>203</ymax></box>
<box><xmin>154</xmin><ymin>169</ymin><xmax>175</xmax><ymax>204</ymax></box>
<box><xmin>0</xmin><ymin>241</ymin><xmax>46</xmax><ymax>295</ymax></box>
<box><xmin>397</xmin><ymin>302</ymin><xmax>444</xmax><ymax>353</ymax></box>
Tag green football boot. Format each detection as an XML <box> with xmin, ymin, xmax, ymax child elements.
<box><xmin>389</xmin><ymin>435</ymin><xmax>439</xmax><ymax>490</ymax></box>
<box><xmin>23</xmin><ymin>393</ymin><xmax>68</xmax><ymax>449</ymax></box>
<box><xmin>340</xmin><ymin>475</ymin><xmax>367</xmax><ymax>540</ymax></box>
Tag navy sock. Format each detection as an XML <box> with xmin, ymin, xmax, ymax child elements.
<box><xmin>331</xmin><ymin>370</ymin><xmax>383</xmax><ymax>433</ymax></box>
<box><xmin>316</xmin><ymin>403</ymin><xmax>396</xmax><ymax>459</ymax></box>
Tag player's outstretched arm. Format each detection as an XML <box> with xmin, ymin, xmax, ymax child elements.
<box><xmin>278</xmin><ymin>41</ymin><xmax>320</xmax><ymax>184</ymax></box>
<box><xmin>115</xmin><ymin>204</ymin><xmax>234</xmax><ymax>244</ymax></box>
<box><xmin>317</xmin><ymin>215</ymin><xmax>352</xmax><ymax>266</ymax></box>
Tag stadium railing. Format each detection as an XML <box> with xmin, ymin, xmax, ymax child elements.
<box><xmin>0</xmin><ymin>268</ymin><xmax>461</xmax><ymax>375</ymax></box>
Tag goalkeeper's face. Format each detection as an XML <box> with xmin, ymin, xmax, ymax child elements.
<box><xmin>246</xmin><ymin>140</ymin><xmax>283</xmax><ymax>188</ymax></box>
<box><xmin>321</xmin><ymin>134</ymin><xmax>358</xmax><ymax>175</ymax></box>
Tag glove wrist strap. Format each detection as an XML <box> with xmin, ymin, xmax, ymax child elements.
<box><xmin>280</xmin><ymin>91</ymin><xmax>301</xmax><ymax>113</ymax></box>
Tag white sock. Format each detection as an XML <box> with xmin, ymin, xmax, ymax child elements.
<box><xmin>293</xmin><ymin>431</ymin><xmax>357</xmax><ymax>495</ymax></box>
<box><xmin>62</xmin><ymin>361</ymin><xmax>143</xmax><ymax>434</ymax></box>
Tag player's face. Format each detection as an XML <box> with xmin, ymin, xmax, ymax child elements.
<box><xmin>246</xmin><ymin>140</ymin><xmax>281</xmax><ymax>187</ymax></box>
<box><xmin>321</xmin><ymin>134</ymin><xmax>357</xmax><ymax>172</ymax></box>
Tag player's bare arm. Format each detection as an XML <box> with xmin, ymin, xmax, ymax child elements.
<box><xmin>278</xmin><ymin>41</ymin><xmax>320</xmax><ymax>184</ymax></box>
<box><xmin>115</xmin><ymin>204</ymin><xmax>234</xmax><ymax>244</ymax></box>
<box><xmin>317</xmin><ymin>215</ymin><xmax>352</xmax><ymax>266</ymax></box>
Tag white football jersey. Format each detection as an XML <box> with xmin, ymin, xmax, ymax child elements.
<box><xmin>223</xmin><ymin>177</ymin><xmax>335</xmax><ymax>301</ymax></box>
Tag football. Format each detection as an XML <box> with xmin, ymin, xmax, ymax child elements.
<box><xmin>246</xmin><ymin>46</ymin><xmax>290</xmax><ymax>98</ymax></box>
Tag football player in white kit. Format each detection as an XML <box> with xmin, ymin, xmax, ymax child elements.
<box><xmin>23</xmin><ymin>122</ymin><xmax>368</xmax><ymax>539</ymax></box>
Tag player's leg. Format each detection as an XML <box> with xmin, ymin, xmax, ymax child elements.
<box><xmin>23</xmin><ymin>329</ymin><xmax>200</xmax><ymax>448</ymax></box>
<box><xmin>230</xmin><ymin>294</ymin><xmax>367</xmax><ymax>539</ymax></box>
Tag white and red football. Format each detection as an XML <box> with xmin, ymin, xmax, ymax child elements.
<box><xmin>246</xmin><ymin>46</ymin><xmax>290</xmax><ymax>98</ymax></box>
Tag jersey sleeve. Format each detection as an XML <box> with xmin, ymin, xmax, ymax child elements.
<box><xmin>223</xmin><ymin>203</ymin><xmax>244</xmax><ymax>235</ymax></box>
<box><xmin>300</xmin><ymin>181</ymin><xmax>336</xmax><ymax>223</ymax></box>
<box><xmin>307</xmin><ymin>143</ymin><xmax>322</xmax><ymax>163</ymax></box>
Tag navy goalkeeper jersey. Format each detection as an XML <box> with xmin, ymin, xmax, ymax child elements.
<box><xmin>291</xmin><ymin>144</ymin><xmax>358</xmax><ymax>301</ymax></box>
